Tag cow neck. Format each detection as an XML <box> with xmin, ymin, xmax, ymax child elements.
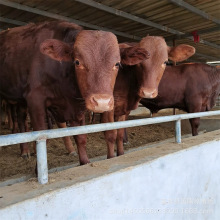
<box><xmin>114</xmin><ymin>65</ymin><xmax>140</xmax><ymax>112</ymax></box>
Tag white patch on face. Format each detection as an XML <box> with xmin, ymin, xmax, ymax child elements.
<box><xmin>161</xmin><ymin>63</ymin><xmax>166</xmax><ymax>69</ymax></box>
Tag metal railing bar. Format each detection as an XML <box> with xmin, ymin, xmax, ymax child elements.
<box><xmin>1</xmin><ymin>110</ymin><xmax>220</xmax><ymax>147</ymax></box>
<box><xmin>1</xmin><ymin>110</ymin><xmax>220</xmax><ymax>184</ymax></box>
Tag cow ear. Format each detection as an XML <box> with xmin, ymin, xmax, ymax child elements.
<box><xmin>168</xmin><ymin>44</ymin><xmax>195</xmax><ymax>62</ymax></box>
<box><xmin>40</xmin><ymin>39</ymin><xmax>73</xmax><ymax>62</ymax></box>
<box><xmin>120</xmin><ymin>46</ymin><xmax>150</xmax><ymax>65</ymax></box>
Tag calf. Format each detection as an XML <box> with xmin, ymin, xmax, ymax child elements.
<box><xmin>101</xmin><ymin>37</ymin><xmax>195</xmax><ymax>158</ymax></box>
<box><xmin>0</xmin><ymin>21</ymin><xmax>148</xmax><ymax>164</ymax></box>
<box><xmin>141</xmin><ymin>63</ymin><xmax>220</xmax><ymax>136</ymax></box>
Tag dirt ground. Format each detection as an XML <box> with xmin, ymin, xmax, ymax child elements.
<box><xmin>0</xmin><ymin>109</ymin><xmax>214</xmax><ymax>181</ymax></box>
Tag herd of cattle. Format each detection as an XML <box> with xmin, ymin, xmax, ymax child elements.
<box><xmin>0</xmin><ymin>21</ymin><xmax>220</xmax><ymax>168</ymax></box>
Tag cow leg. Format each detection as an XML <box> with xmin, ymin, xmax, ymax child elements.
<box><xmin>26</xmin><ymin>95</ymin><xmax>48</xmax><ymax>131</ymax></box>
<box><xmin>101</xmin><ymin>111</ymin><xmax>116</xmax><ymax>159</ymax></box>
<box><xmin>152</xmin><ymin>112</ymin><xmax>157</xmax><ymax>117</ymax></box>
<box><xmin>92</xmin><ymin>113</ymin><xmax>98</xmax><ymax>123</ymax></box>
<box><xmin>17</xmin><ymin>104</ymin><xmax>30</xmax><ymax>158</ymax></box>
<box><xmin>88</xmin><ymin>111</ymin><xmax>93</xmax><ymax>124</ymax></box>
<box><xmin>115</xmin><ymin>115</ymin><xmax>126</xmax><ymax>156</ymax></box>
<box><xmin>188</xmin><ymin>101</ymin><xmax>202</xmax><ymax>136</ymax></box>
<box><xmin>56</xmin><ymin>122</ymin><xmax>77</xmax><ymax>155</ymax></box>
<box><xmin>7</xmin><ymin>106</ymin><xmax>13</xmax><ymax>130</ymax></box>
<box><xmin>70</xmin><ymin>116</ymin><xmax>90</xmax><ymax>165</ymax></box>
<box><xmin>123</xmin><ymin>128</ymin><xmax>128</xmax><ymax>145</ymax></box>
<box><xmin>150</xmin><ymin>111</ymin><xmax>157</xmax><ymax>117</ymax></box>
<box><xmin>47</xmin><ymin>111</ymin><xmax>54</xmax><ymax>130</ymax></box>
<box><xmin>104</xmin><ymin>129</ymin><xmax>117</xmax><ymax>159</ymax></box>
<box><xmin>123</xmin><ymin>113</ymin><xmax>129</xmax><ymax>145</ymax></box>
<box><xmin>88</xmin><ymin>111</ymin><xmax>96</xmax><ymax>124</ymax></box>
<box><xmin>0</xmin><ymin>98</ymin><xmax>2</xmax><ymax>132</ymax></box>
<box><xmin>73</xmin><ymin>134</ymin><xmax>89</xmax><ymax>165</ymax></box>
<box><xmin>10</xmin><ymin>104</ymin><xmax>19</xmax><ymax>133</ymax></box>
<box><xmin>189</xmin><ymin>118</ymin><xmax>200</xmax><ymax>136</ymax></box>
<box><xmin>117</xmin><ymin>127</ymin><xmax>125</xmax><ymax>156</ymax></box>
<box><xmin>0</xmin><ymin>99</ymin><xmax>9</xmax><ymax>131</ymax></box>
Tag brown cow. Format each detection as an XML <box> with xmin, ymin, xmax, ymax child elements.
<box><xmin>140</xmin><ymin>63</ymin><xmax>220</xmax><ymax>136</ymax></box>
<box><xmin>0</xmin><ymin>21</ymin><xmax>149</xmax><ymax>164</ymax></box>
<box><xmin>101</xmin><ymin>38</ymin><xmax>195</xmax><ymax>158</ymax></box>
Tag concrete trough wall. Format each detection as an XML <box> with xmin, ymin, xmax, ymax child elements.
<box><xmin>0</xmin><ymin>130</ymin><xmax>220</xmax><ymax>220</ymax></box>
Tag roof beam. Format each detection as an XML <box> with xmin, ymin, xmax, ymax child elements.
<box><xmin>75</xmin><ymin>0</ymin><xmax>220</xmax><ymax>50</ymax></box>
<box><xmin>0</xmin><ymin>0</ymin><xmax>141</xmax><ymax>40</ymax></box>
<box><xmin>165</xmin><ymin>26</ymin><xmax>220</xmax><ymax>41</ymax></box>
<box><xmin>1</xmin><ymin>18</ymin><xmax>217</xmax><ymax>61</ymax></box>
<box><xmin>75</xmin><ymin>0</ymin><xmax>184</xmax><ymax>35</ymax></box>
<box><xmin>0</xmin><ymin>0</ymin><xmax>219</xmax><ymax>61</ymax></box>
<box><xmin>191</xmin><ymin>38</ymin><xmax>220</xmax><ymax>49</ymax></box>
<box><xmin>1</xmin><ymin>0</ymin><xmax>219</xmax><ymax>49</ymax></box>
<box><xmin>168</xmin><ymin>0</ymin><xmax>220</xmax><ymax>25</ymax></box>
<box><xmin>193</xmin><ymin>53</ymin><xmax>219</xmax><ymax>61</ymax></box>
<box><xmin>0</xmin><ymin>16</ymin><xmax>26</xmax><ymax>26</ymax></box>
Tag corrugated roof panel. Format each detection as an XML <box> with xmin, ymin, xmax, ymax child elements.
<box><xmin>0</xmin><ymin>0</ymin><xmax>219</xmax><ymax>62</ymax></box>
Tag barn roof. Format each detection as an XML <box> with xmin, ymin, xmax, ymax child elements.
<box><xmin>0</xmin><ymin>0</ymin><xmax>219</xmax><ymax>63</ymax></box>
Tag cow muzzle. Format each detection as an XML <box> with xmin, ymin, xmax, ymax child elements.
<box><xmin>86</xmin><ymin>94</ymin><xmax>114</xmax><ymax>113</ymax></box>
<box><xmin>139</xmin><ymin>88</ymin><xmax>158</xmax><ymax>98</ymax></box>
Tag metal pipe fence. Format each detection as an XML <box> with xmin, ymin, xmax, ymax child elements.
<box><xmin>1</xmin><ymin>110</ymin><xmax>220</xmax><ymax>184</ymax></box>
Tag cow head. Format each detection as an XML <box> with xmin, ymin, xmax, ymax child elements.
<box><xmin>127</xmin><ymin>36</ymin><xmax>195</xmax><ymax>98</ymax></box>
<box><xmin>40</xmin><ymin>30</ymin><xmax>149</xmax><ymax>112</ymax></box>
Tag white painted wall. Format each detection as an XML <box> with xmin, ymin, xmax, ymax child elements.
<box><xmin>1</xmin><ymin>139</ymin><xmax>220</xmax><ymax>220</ymax></box>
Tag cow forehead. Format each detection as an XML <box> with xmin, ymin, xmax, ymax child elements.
<box><xmin>76</xmin><ymin>29</ymin><xmax>117</xmax><ymax>41</ymax></box>
<box><xmin>74</xmin><ymin>30</ymin><xmax>120</xmax><ymax>59</ymax></box>
<box><xmin>139</xmin><ymin>36</ymin><xmax>168</xmax><ymax>60</ymax></box>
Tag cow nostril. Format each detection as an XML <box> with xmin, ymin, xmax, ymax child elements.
<box><xmin>151</xmin><ymin>90</ymin><xmax>158</xmax><ymax>98</ymax></box>
<box><xmin>108</xmin><ymin>97</ymin><xmax>114</xmax><ymax>106</ymax></box>
<box><xmin>91</xmin><ymin>97</ymin><xmax>99</xmax><ymax>106</ymax></box>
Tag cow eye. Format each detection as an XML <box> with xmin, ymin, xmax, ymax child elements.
<box><xmin>75</xmin><ymin>60</ymin><xmax>80</xmax><ymax>66</ymax></box>
<box><xmin>115</xmin><ymin>62</ymin><xmax>120</xmax><ymax>67</ymax></box>
<box><xmin>164</xmin><ymin>61</ymin><xmax>168</xmax><ymax>65</ymax></box>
